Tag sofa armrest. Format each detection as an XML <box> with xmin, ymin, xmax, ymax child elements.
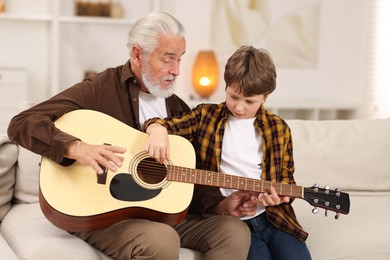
<box><xmin>0</xmin><ymin>135</ymin><xmax>17</xmax><ymax>221</ymax></box>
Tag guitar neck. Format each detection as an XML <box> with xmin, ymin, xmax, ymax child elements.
<box><xmin>167</xmin><ymin>165</ymin><xmax>303</xmax><ymax>198</ymax></box>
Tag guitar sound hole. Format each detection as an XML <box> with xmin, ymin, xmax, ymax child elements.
<box><xmin>137</xmin><ymin>157</ymin><xmax>167</xmax><ymax>184</ymax></box>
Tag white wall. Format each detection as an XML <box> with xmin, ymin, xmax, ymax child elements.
<box><xmin>0</xmin><ymin>0</ymin><xmax>372</xmax><ymax>118</ymax></box>
<box><xmin>160</xmin><ymin>0</ymin><xmax>215</xmax><ymax>102</ymax></box>
<box><xmin>166</xmin><ymin>0</ymin><xmax>371</xmax><ymax>113</ymax></box>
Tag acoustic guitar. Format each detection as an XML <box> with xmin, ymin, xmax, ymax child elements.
<box><xmin>39</xmin><ymin>110</ymin><xmax>350</xmax><ymax>232</ymax></box>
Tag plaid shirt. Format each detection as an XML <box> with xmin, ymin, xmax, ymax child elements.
<box><xmin>145</xmin><ymin>102</ymin><xmax>308</xmax><ymax>242</ymax></box>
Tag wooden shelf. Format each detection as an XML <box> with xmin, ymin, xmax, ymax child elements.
<box><xmin>0</xmin><ymin>13</ymin><xmax>52</xmax><ymax>22</ymax></box>
<box><xmin>59</xmin><ymin>16</ymin><xmax>133</xmax><ymax>25</ymax></box>
<box><xmin>0</xmin><ymin>0</ymin><xmax>156</xmax><ymax>99</ymax></box>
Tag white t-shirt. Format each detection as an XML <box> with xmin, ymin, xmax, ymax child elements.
<box><xmin>220</xmin><ymin>114</ymin><xmax>265</xmax><ymax>220</ymax></box>
<box><xmin>138</xmin><ymin>91</ymin><xmax>167</xmax><ymax>129</ymax></box>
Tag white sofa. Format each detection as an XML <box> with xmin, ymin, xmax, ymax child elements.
<box><xmin>1</xmin><ymin>118</ymin><xmax>390</xmax><ymax>259</ymax></box>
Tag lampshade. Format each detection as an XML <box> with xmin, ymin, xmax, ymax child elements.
<box><xmin>192</xmin><ymin>50</ymin><xmax>219</xmax><ymax>98</ymax></box>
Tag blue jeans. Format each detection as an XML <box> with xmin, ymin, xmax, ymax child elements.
<box><xmin>244</xmin><ymin>213</ymin><xmax>312</xmax><ymax>260</ymax></box>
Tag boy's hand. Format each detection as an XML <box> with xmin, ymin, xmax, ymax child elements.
<box><xmin>145</xmin><ymin>123</ymin><xmax>170</xmax><ymax>163</ymax></box>
<box><xmin>258</xmin><ymin>187</ymin><xmax>290</xmax><ymax>206</ymax></box>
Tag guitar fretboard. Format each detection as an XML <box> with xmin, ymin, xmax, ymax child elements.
<box><xmin>167</xmin><ymin>165</ymin><xmax>303</xmax><ymax>198</ymax></box>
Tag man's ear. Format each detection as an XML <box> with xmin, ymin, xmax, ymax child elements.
<box><xmin>131</xmin><ymin>45</ymin><xmax>142</xmax><ymax>65</ymax></box>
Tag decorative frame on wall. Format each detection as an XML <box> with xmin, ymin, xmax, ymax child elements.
<box><xmin>210</xmin><ymin>0</ymin><xmax>320</xmax><ymax>68</ymax></box>
<box><xmin>206</xmin><ymin>0</ymin><xmax>369</xmax><ymax>118</ymax></box>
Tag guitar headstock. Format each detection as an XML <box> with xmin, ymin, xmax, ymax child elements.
<box><xmin>303</xmin><ymin>184</ymin><xmax>350</xmax><ymax>219</ymax></box>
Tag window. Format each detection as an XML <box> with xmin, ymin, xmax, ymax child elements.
<box><xmin>370</xmin><ymin>0</ymin><xmax>390</xmax><ymax>118</ymax></box>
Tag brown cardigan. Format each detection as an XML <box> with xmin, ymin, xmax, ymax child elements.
<box><xmin>8</xmin><ymin>60</ymin><xmax>189</xmax><ymax>164</ymax></box>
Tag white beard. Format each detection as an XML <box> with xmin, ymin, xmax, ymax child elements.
<box><xmin>141</xmin><ymin>64</ymin><xmax>176</xmax><ymax>98</ymax></box>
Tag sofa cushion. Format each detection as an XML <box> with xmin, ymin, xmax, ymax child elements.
<box><xmin>288</xmin><ymin>119</ymin><xmax>390</xmax><ymax>192</ymax></box>
<box><xmin>13</xmin><ymin>146</ymin><xmax>41</xmax><ymax>203</ymax></box>
<box><xmin>0</xmin><ymin>136</ymin><xmax>17</xmax><ymax>221</ymax></box>
<box><xmin>293</xmin><ymin>192</ymin><xmax>390</xmax><ymax>259</ymax></box>
<box><xmin>1</xmin><ymin>203</ymin><xmax>112</xmax><ymax>260</ymax></box>
<box><xmin>0</xmin><ymin>232</ymin><xmax>18</xmax><ymax>260</ymax></box>
<box><xmin>1</xmin><ymin>203</ymin><xmax>201</xmax><ymax>260</ymax></box>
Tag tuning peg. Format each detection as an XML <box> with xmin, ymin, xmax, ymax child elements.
<box><xmin>335</xmin><ymin>188</ymin><xmax>341</xmax><ymax>196</ymax></box>
<box><xmin>312</xmin><ymin>207</ymin><xmax>319</xmax><ymax>214</ymax></box>
<box><xmin>335</xmin><ymin>213</ymin><xmax>340</xmax><ymax>220</ymax></box>
<box><xmin>324</xmin><ymin>185</ymin><xmax>330</xmax><ymax>194</ymax></box>
<box><xmin>325</xmin><ymin>210</ymin><xmax>328</xmax><ymax>217</ymax></box>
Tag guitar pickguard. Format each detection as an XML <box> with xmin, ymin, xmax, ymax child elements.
<box><xmin>110</xmin><ymin>173</ymin><xmax>162</xmax><ymax>201</ymax></box>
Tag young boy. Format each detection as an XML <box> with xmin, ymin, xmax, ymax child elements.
<box><xmin>144</xmin><ymin>46</ymin><xmax>312</xmax><ymax>260</ymax></box>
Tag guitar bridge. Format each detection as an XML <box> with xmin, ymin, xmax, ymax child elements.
<box><xmin>97</xmin><ymin>143</ymin><xmax>111</xmax><ymax>184</ymax></box>
<box><xmin>97</xmin><ymin>164</ymin><xmax>108</xmax><ymax>184</ymax></box>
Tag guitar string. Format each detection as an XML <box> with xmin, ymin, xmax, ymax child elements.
<box><xmin>125</xmin><ymin>156</ymin><xmax>331</xmax><ymax>195</ymax></box>
<box><xmin>133</xmin><ymin>160</ymin><xmax>346</xmax><ymax>213</ymax></box>
<box><xmin>138</xmin><ymin>158</ymin><xmax>346</xmax><ymax>212</ymax></box>
<box><xmin>136</xmin><ymin>161</ymin><xmax>344</xmax><ymax>201</ymax></box>
<box><xmin>135</xmin><ymin>159</ymin><xmax>345</xmax><ymax>211</ymax></box>
<box><xmin>138</xmin><ymin>160</ymin><xmax>264</xmax><ymax>184</ymax></box>
<box><xmin>128</xmin><ymin>160</ymin><xmax>347</xmax><ymax>212</ymax></box>
<box><xmin>133</xmin><ymin>160</ymin><xmax>305</xmax><ymax>197</ymax></box>
<box><xmin>136</xmin><ymin>161</ymin><xmax>264</xmax><ymax>191</ymax></box>
<box><xmin>127</xmin><ymin>154</ymin><xmax>344</xmax><ymax>212</ymax></box>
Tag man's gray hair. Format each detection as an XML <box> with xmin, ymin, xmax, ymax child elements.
<box><xmin>127</xmin><ymin>11</ymin><xmax>186</xmax><ymax>56</ymax></box>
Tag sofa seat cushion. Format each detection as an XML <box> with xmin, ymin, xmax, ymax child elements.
<box><xmin>293</xmin><ymin>192</ymin><xmax>390</xmax><ymax>259</ymax></box>
<box><xmin>0</xmin><ymin>136</ymin><xmax>17</xmax><ymax>221</ymax></box>
<box><xmin>1</xmin><ymin>203</ymin><xmax>201</xmax><ymax>259</ymax></box>
<box><xmin>1</xmin><ymin>203</ymin><xmax>112</xmax><ymax>260</ymax></box>
<box><xmin>0</xmin><ymin>231</ymin><xmax>18</xmax><ymax>260</ymax></box>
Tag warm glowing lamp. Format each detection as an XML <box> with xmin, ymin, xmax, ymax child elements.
<box><xmin>192</xmin><ymin>50</ymin><xmax>219</xmax><ymax>98</ymax></box>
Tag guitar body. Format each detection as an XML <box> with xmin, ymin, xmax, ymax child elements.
<box><xmin>39</xmin><ymin>110</ymin><xmax>196</xmax><ymax>232</ymax></box>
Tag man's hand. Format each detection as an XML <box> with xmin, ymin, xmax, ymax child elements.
<box><xmin>215</xmin><ymin>190</ymin><xmax>259</xmax><ymax>218</ymax></box>
<box><xmin>64</xmin><ymin>140</ymin><xmax>126</xmax><ymax>174</ymax></box>
<box><xmin>214</xmin><ymin>187</ymin><xmax>290</xmax><ymax>218</ymax></box>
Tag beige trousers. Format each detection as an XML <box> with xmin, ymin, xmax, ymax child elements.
<box><xmin>73</xmin><ymin>214</ymin><xmax>250</xmax><ymax>260</ymax></box>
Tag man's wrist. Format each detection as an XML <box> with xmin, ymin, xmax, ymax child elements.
<box><xmin>209</xmin><ymin>200</ymin><xmax>227</xmax><ymax>215</ymax></box>
<box><xmin>64</xmin><ymin>140</ymin><xmax>81</xmax><ymax>158</ymax></box>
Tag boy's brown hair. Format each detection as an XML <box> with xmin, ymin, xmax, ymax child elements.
<box><xmin>224</xmin><ymin>46</ymin><xmax>277</xmax><ymax>96</ymax></box>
